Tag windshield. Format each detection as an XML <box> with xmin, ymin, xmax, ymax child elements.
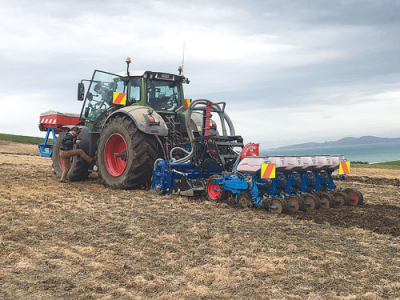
<box><xmin>81</xmin><ymin>70</ymin><xmax>125</xmax><ymax>122</ymax></box>
<box><xmin>146</xmin><ymin>79</ymin><xmax>182</xmax><ymax>111</ymax></box>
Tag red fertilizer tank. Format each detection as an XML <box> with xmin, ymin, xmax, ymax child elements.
<box><xmin>38</xmin><ymin>110</ymin><xmax>83</xmax><ymax>157</ymax></box>
<box><xmin>38</xmin><ymin>110</ymin><xmax>82</xmax><ymax>134</ymax></box>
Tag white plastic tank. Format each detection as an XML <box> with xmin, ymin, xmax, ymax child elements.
<box><xmin>237</xmin><ymin>157</ymin><xmax>265</xmax><ymax>174</ymax></box>
<box><xmin>284</xmin><ymin>156</ymin><xmax>303</xmax><ymax>171</ymax></box>
<box><xmin>329</xmin><ymin>155</ymin><xmax>341</xmax><ymax>171</ymax></box>
<box><xmin>316</xmin><ymin>156</ymin><xmax>332</xmax><ymax>170</ymax></box>
<box><xmin>265</xmin><ymin>156</ymin><xmax>286</xmax><ymax>171</ymax></box>
<box><xmin>301</xmin><ymin>156</ymin><xmax>317</xmax><ymax>171</ymax></box>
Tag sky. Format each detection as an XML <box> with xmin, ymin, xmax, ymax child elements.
<box><xmin>0</xmin><ymin>0</ymin><xmax>399</xmax><ymax>148</ymax></box>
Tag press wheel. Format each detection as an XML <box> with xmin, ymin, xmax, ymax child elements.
<box><xmin>236</xmin><ymin>192</ymin><xmax>253</xmax><ymax>208</ymax></box>
<box><xmin>343</xmin><ymin>188</ymin><xmax>364</xmax><ymax>206</ymax></box>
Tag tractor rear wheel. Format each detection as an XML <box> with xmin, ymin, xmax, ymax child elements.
<box><xmin>51</xmin><ymin>130</ymin><xmax>90</xmax><ymax>181</ymax></box>
<box><xmin>97</xmin><ymin>116</ymin><xmax>159</xmax><ymax>189</ymax></box>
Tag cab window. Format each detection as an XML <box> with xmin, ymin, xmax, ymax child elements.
<box><xmin>128</xmin><ymin>77</ymin><xmax>141</xmax><ymax>105</ymax></box>
<box><xmin>146</xmin><ymin>79</ymin><xmax>182</xmax><ymax>111</ymax></box>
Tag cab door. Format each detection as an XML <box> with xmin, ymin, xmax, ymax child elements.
<box><xmin>80</xmin><ymin>70</ymin><xmax>126</xmax><ymax>123</ymax></box>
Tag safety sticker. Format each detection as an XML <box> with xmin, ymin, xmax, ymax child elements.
<box><xmin>339</xmin><ymin>161</ymin><xmax>350</xmax><ymax>174</ymax></box>
<box><xmin>184</xmin><ymin>98</ymin><xmax>191</xmax><ymax>109</ymax></box>
<box><xmin>113</xmin><ymin>92</ymin><xmax>127</xmax><ymax>105</ymax></box>
<box><xmin>261</xmin><ymin>163</ymin><xmax>276</xmax><ymax>179</ymax></box>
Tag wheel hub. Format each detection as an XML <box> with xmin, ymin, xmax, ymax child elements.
<box><xmin>104</xmin><ymin>133</ymin><xmax>128</xmax><ymax>177</ymax></box>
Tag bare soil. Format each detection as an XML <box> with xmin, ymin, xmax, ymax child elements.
<box><xmin>0</xmin><ymin>141</ymin><xmax>399</xmax><ymax>299</ymax></box>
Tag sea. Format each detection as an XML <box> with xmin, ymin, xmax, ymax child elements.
<box><xmin>261</xmin><ymin>142</ymin><xmax>400</xmax><ymax>164</ymax></box>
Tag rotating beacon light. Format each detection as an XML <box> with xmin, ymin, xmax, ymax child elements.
<box><xmin>126</xmin><ymin>57</ymin><xmax>131</xmax><ymax>76</ymax></box>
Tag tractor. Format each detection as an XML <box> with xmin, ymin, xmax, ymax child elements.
<box><xmin>39</xmin><ymin>58</ymin><xmax>239</xmax><ymax>188</ymax></box>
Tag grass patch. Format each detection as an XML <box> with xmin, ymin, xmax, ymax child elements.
<box><xmin>353</xmin><ymin>160</ymin><xmax>400</xmax><ymax>170</ymax></box>
<box><xmin>0</xmin><ymin>133</ymin><xmax>52</xmax><ymax>145</ymax></box>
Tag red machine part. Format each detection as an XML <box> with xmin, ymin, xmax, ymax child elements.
<box><xmin>39</xmin><ymin>110</ymin><xmax>82</xmax><ymax>134</ymax></box>
<box><xmin>203</xmin><ymin>102</ymin><xmax>212</xmax><ymax>136</ymax></box>
<box><xmin>240</xmin><ymin>143</ymin><xmax>260</xmax><ymax>160</ymax></box>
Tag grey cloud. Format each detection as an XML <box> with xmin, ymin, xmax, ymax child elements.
<box><xmin>0</xmin><ymin>0</ymin><xmax>399</xmax><ymax>144</ymax></box>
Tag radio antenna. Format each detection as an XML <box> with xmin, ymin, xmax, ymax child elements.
<box><xmin>178</xmin><ymin>42</ymin><xmax>186</xmax><ymax>76</ymax></box>
<box><xmin>182</xmin><ymin>42</ymin><xmax>186</xmax><ymax>69</ymax></box>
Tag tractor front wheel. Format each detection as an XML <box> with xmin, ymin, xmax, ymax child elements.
<box><xmin>51</xmin><ymin>130</ymin><xmax>90</xmax><ymax>181</ymax></box>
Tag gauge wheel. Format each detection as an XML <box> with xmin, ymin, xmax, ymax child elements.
<box><xmin>206</xmin><ymin>175</ymin><xmax>227</xmax><ymax>201</ymax></box>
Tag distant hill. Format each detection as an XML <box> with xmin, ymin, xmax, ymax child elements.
<box><xmin>272</xmin><ymin>136</ymin><xmax>400</xmax><ymax>150</ymax></box>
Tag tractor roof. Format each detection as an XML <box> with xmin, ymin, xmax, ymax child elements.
<box><xmin>116</xmin><ymin>70</ymin><xmax>184</xmax><ymax>81</ymax></box>
<box><xmin>116</xmin><ymin>70</ymin><xmax>148</xmax><ymax>77</ymax></box>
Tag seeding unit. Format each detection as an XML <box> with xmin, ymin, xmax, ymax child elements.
<box><xmin>151</xmin><ymin>99</ymin><xmax>363</xmax><ymax>213</ymax></box>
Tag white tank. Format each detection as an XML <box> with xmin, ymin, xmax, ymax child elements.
<box><xmin>284</xmin><ymin>156</ymin><xmax>303</xmax><ymax>171</ymax></box>
<box><xmin>329</xmin><ymin>156</ymin><xmax>341</xmax><ymax>171</ymax></box>
<box><xmin>237</xmin><ymin>157</ymin><xmax>265</xmax><ymax>174</ymax></box>
<box><xmin>237</xmin><ymin>155</ymin><xmax>346</xmax><ymax>174</ymax></box>
<box><xmin>265</xmin><ymin>156</ymin><xmax>286</xmax><ymax>171</ymax></box>
<box><xmin>316</xmin><ymin>156</ymin><xmax>332</xmax><ymax>170</ymax></box>
<box><xmin>301</xmin><ymin>156</ymin><xmax>317</xmax><ymax>171</ymax></box>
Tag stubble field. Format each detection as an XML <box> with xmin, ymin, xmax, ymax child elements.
<box><xmin>0</xmin><ymin>141</ymin><xmax>399</xmax><ymax>299</ymax></box>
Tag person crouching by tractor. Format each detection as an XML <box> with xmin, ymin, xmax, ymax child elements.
<box><xmin>59</xmin><ymin>127</ymin><xmax>94</xmax><ymax>183</ymax></box>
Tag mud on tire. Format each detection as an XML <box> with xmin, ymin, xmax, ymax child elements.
<box><xmin>97</xmin><ymin>116</ymin><xmax>159</xmax><ymax>189</ymax></box>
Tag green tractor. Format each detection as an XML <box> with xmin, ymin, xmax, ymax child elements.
<box><xmin>51</xmin><ymin>58</ymin><xmax>231</xmax><ymax>188</ymax></box>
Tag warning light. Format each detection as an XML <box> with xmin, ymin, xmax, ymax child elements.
<box><xmin>126</xmin><ymin>57</ymin><xmax>131</xmax><ymax>63</ymax></box>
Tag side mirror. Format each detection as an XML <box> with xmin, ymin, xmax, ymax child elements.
<box><xmin>77</xmin><ymin>83</ymin><xmax>85</xmax><ymax>101</ymax></box>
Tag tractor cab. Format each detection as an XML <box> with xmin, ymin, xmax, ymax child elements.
<box><xmin>78</xmin><ymin>64</ymin><xmax>189</xmax><ymax>129</ymax></box>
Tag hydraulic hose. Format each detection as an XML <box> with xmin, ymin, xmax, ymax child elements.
<box><xmin>171</xmin><ymin>98</ymin><xmax>235</xmax><ymax>163</ymax></box>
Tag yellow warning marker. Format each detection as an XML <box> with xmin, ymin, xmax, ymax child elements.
<box><xmin>339</xmin><ymin>161</ymin><xmax>350</xmax><ymax>175</ymax></box>
<box><xmin>113</xmin><ymin>92</ymin><xmax>127</xmax><ymax>105</ymax></box>
<box><xmin>261</xmin><ymin>163</ymin><xmax>276</xmax><ymax>179</ymax></box>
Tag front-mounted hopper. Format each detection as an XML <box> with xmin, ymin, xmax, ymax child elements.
<box><xmin>38</xmin><ymin>110</ymin><xmax>82</xmax><ymax>157</ymax></box>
